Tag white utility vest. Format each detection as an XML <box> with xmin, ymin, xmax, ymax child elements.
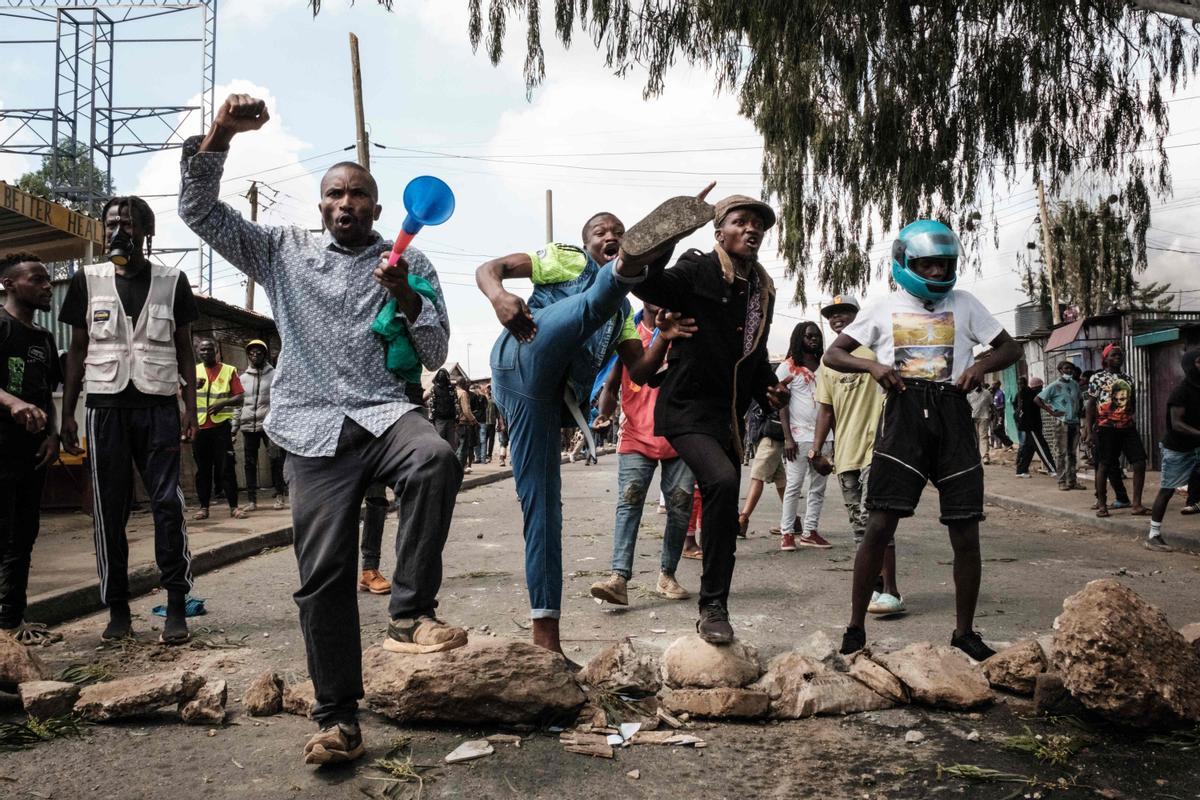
<box><xmin>83</xmin><ymin>263</ymin><xmax>181</xmax><ymax>397</ymax></box>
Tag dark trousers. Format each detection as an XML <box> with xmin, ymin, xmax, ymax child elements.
<box><xmin>242</xmin><ymin>429</ymin><xmax>286</xmax><ymax>503</ymax></box>
<box><xmin>193</xmin><ymin>422</ymin><xmax>238</xmax><ymax>510</ymax></box>
<box><xmin>285</xmin><ymin>411</ymin><xmax>462</xmax><ymax>725</ymax></box>
<box><xmin>1015</xmin><ymin>426</ymin><xmax>1056</xmax><ymax>475</ymax></box>
<box><xmin>668</xmin><ymin>432</ymin><xmax>741</xmax><ymax>609</ymax></box>
<box><xmin>360</xmin><ymin>482</ymin><xmax>389</xmax><ymax>571</ymax></box>
<box><xmin>87</xmin><ymin>405</ymin><xmax>191</xmax><ymax>605</ymax></box>
<box><xmin>0</xmin><ymin>440</ymin><xmax>47</xmax><ymax>628</ymax></box>
<box><xmin>455</xmin><ymin>424</ymin><xmax>474</xmax><ymax>467</ymax></box>
<box><xmin>484</xmin><ymin>423</ymin><xmax>497</xmax><ymax>460</ymax></box>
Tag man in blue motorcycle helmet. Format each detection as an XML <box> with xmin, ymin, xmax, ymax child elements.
<box><xmin>824</xmin><ymin>219</ymin><xmax>1021</xmax><ymax>661</ymax></box>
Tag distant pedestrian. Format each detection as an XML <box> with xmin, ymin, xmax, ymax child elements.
<box><xmin>778</xmin><ymin>321</ymin><xmax>833</xmax><ymax>551</ymax></box>
<box><xmin>1036</xmin><ymin>361</ymin><xmax>1082</xmax><ymax>490</ymax></box>
<box><xmin>0</xmin><ymin>253</ymin><xmax>64</xmax><ymax>646</ymax></box>
<box><xmin>1014</xmin><ymin>376</ymin><xmax>1055</xmax><ymax>478</ymax></box>
<box><xmin>193</xmin><ymin>338</ymin><xmax>247</xmax><ymax>520</ymax></box>
<box><xmin>235</xmin><ymin>339</ymin><xmax>287</xmax><ymax>511</ymax></box>
<box><xmin>737</xmin><ymin>400</ymin><xmax>787</xmax><ymax>537</ymax></box>
<box><xmin>427</xmin><ymin>368</ymin><xmax>458</xmax><ymax>448</ymax></box>
<box><xmin>1084</xmin><ymin>344</ymin><xmax>1148</xmax><ymax>517</ymax></box>
<box><xmin>454</xmin><ymin>378</ymin><xmax>477</xmax><ymax>473</ymax></box>
<box><xmin>1144</xmin><ymin>348</ymin><xmax>1200</xmax><ymax>552</ymax></box>
<box><xmin>967</xmin><ymin>384</ymin><xmax>993</xmax><ymax>465</ymax></box>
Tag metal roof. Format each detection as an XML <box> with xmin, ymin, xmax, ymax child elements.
<box><xmin>0</xmin><ymin>181</ymin><xmax>104</xmax><ymax>261</ymax></box>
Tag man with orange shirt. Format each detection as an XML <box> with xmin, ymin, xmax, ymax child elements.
<box><xmin>590</xmin><ymin>302</ymin><xmax>697</xmax><ymax>606</ymax></box>
<box><xmin>193</xmin><ymin>338</ymin><xmax>246</xmax><ymax>520</ymax></box>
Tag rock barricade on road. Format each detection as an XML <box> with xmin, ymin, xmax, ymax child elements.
<box><xmin>578</xmin><ymin>638</ymin><xmax>661</xmax><ymax>696</ymax></box>
<box><xmin>74</xmin><ymin>670</ymin><xmax>205</xmax><ymax>722</ymax></box>
<box><xmin>847</xmin><ymin>652</ymin><xmax>910</xmax><ymax>704</ymax></box>
<box><xmin>875</xmin><ymin>643</ymin><xmax>992</xmax><ymax>710</ymax></box>
<box><xmin>659</xmin><ymin>687</ymin><xmax>770</xmax><ymax>718</ymax></box>
<box><xmin>982</xmin><ymin>639</ymin><xmax>1047</xmax><ymax>695</ymax></box>
<box><xmin>282</xmin><ymin>679</ymin><xmax>315</xmax><ymax>718</ymax></box>
<box><xmin>180</xmin><ymin>678</ymin><xmax>228</xmax><ymax>725</ymax></box>
<box><xmin>0</xmin><ymin>635</ymin><xmax>50</xmax><ymax>687</ymax></box>
<box><xmin>660</xmin><ymin>635</ymin><xmax>761</xmax><ymax>689</ymax></box>
<box><xmin>1052</xmin><ymin>579</ymin><xmax>1200</xmax><ymax>728</ymax></box>
<box><xmin>362</xmin><ymin>641</ymin><xmax>585</xmax><ymax>725</ymax></box>
<box><xmin>18</xmin><ymin>680</ymin><xmax>80</xmax><ymax>720</ymax></box>
<box><xmin>753</xmin><ymin>651</ymin><xmax>892</xmax><ymax>718</ymax></box>
<box><xmin>243</xmin><ymin>669</ymin><xmax>284</xmax><ymax>716</ymax></box>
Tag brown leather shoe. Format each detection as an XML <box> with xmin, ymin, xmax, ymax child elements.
<box><xmin>358</xmin><ymin>569</ymin><xmax>390</xmax><ymax>595</ymax></box>
<box><xmin>303</xmin><ymin>722</ymin><xmax>365</xmax><ymax>766</ymax></box>
<box><xmin>589</xmin><ymin>573</ymin><xmax>628</xmax><ymax>605</ymax></box>
<box><xmin>383</xmin><ymin>615</ymin><xmax>468</xmax><ymax>654</ymax></box>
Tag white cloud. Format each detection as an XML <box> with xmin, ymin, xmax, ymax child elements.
<box><xmin>220</xmin><ymin>0</ymin><xmax>312</xmax><ymax>27</ymax></box>
<box><xmin>131</xmin><ymin>80</ymin><xmax>319</xmax><ymax>310</ymax></box>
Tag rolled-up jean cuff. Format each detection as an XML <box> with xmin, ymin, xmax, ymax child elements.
<box><xmin>530</xmin><ymin>608</ymin><xmax>561</xmax><ymax>620</ymax></box>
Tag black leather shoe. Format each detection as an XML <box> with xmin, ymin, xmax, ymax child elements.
<box><xmin>696</xmin><ymin>603</ymin><xmax>734</xmax><ymax>645</ymax></box>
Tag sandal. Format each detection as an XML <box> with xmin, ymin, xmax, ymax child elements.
<box><xmin>3</xmin><ymin>621</ymin><xmax>63</xmax><ymax>647</ymax></box>
<box><xmin>1130</xmin><ymin>507</ymin><xmax>1151</xmax><ymax>517</ymax></box>
<box><xmin>229</xmin><ymin>507</ymin><xmax>248</xmax><ymax>519</ymax></box>
<box><xmin>193</xmin><ymin>509</ymin><xmax>209</xmax><ymax>521</ymax></box>
<box><xmin>1095</xmin><ymin>507</ymin><xmax>1110</xmax><ymax>518</ymax></box>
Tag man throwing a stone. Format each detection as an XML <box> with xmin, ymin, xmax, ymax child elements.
<box><xmin>180</xmin><ymin>94</ymin><xmax>465</xmax><ymax>766</ymax></box>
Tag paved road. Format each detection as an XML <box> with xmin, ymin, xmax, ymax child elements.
<box><xmin>3</xmin><ymin>458</ymin><xmax>1198</xmax><ymax>799</ymax></box>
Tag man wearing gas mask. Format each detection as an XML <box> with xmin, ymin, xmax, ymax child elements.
<box><xmin>59</xmin><ymin>195</ymin><xmax>201</xmax><ymax>645</ymax></box>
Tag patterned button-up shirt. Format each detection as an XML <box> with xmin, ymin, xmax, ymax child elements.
<box><xmin>178</xmin><ymin>138</ymin><xmax>450</xmax><ymax>457</ymax></box>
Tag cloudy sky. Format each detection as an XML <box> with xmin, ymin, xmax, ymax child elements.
<box><xmin>3</xmin><ymin>0</ymin><xmax>1199</xmax><ymax>375</ymax></box>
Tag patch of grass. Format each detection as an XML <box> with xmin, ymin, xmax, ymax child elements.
<box><xmin>0</xmin><ymin>715</ymin><xmax>86</xmax><ymax>752</ymax></box>
<box><xmin>569</xmin><ymin>569</ymin><xmax>609</xmax><ymax>579</ymax></box>
<box><xmin>1148</xmin><ymin>725</ymin><xmax>1200</xmax><ymax>752</ymax></box>
<box><xmin>366</xmin><ymin>738</ymin><xmax>437</xmax><ymax>800</ymax></box>
<box><xmin>1001</xmin><ymin>726</ymin><xmax>1083</xmax><ymax>766</ymax></box>
<box><xmin>57</xmin><ymin>663</ymin><xmax>115</xmax><ymax>685</ymax></box>
<box><xmin>189</xmin><ymin>633</ymin><xmax>249</xmax><ymax>650</ymax></box>
<box><xmin>587</xmin><ymin>687</ymin><xmax>655</xmax><ymax>727</ymax></box>
<box><xmin>936</xmin><ymin>763</ymin><xmax>1089</xmax><ymax>793</ymax></box>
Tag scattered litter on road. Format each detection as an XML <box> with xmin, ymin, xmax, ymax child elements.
<box><xmin>626</xmin><ymin>769</ymin><xmax>640</xmax><ymax>780</ymax></box>
<box><xmin>231</xmin><ymin>758</ymin><xmax>244</xmax><ymax>769</ymax></box>
<box><xmin>560</xmin><ymin>731</ymin><xmax>615</xmax><ymax>758</ymax></box>
<box><xmin>485</xmin><ymin>734</ymin><xmax>521</xmax><ymax>746</ymax></box>
<box><xmin>444</xmin><ymin>739</ymin><xmax>494</xmax><ymax>764</ymax></box>
<box><xmin>904</xmin><ymin>730</ymin><xmax>925</xmax><ymax>744</ymax></box>
<box><xmin>649</xmin><ymin>628</ymin><xmax>667</xmax><ymax>634</ymax></box>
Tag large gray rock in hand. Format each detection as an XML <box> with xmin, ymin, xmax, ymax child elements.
<box><xmin>363</xmin><ymin>641</ymin><xmax>585</xmax><ymax>725</ymax></box>
<box><xmin>1052</xmin><ymin>579</ymin><xmax>1200</xmax><ymax>728</ymax></box>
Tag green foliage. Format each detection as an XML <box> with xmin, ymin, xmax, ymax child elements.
<box><xmin>1020</xmin><ymin>194</ymin><xmax>1174</xmax><ymax>315</ymax></box>
<box><xmin>16</xmin><ymin>138</ymin><xmax>113</xmax><ymax>211</ymax></box>
<box><xmin>311</xmin><ymin>1</ymin><xmax>1200</xmax><ymax>304</ymax></box>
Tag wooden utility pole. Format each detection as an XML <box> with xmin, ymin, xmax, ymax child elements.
<box><xmin>545</xmin><ymin>189</ymin><xmax>554</xmax><ymax>243</ymax></box>
<box><xmin>1037</xmin><ymin>180</ymin><xmax>1062</xmax><ymax>325</ymax></box>
<box><xmin>350</xmin><ymin>33</ymin><xmax>370</xmax><ymax>171</ymax></box>
<box><xmin>245</xmin><ymin>181</ymin><xmax>258</xmax><ymax>310</ymax></box>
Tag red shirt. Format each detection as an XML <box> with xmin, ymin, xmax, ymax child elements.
<box><xmin>617</xmin><ymin>321</ymin><xmax>677</xmax><ymax>461</ymax></box>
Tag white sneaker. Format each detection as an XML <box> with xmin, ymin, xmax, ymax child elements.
<box><xmin>868</xmin><ymin>593</ymin><xmax>906</xmax><ymax>614</ymax></box>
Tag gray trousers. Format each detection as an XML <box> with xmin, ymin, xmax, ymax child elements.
<box><xmin>285</xmin><ymin>411</ymin><xmax>462</xmax><ymax>725</ymax></box>
<box><xmin>360</xmin><ymin>482</ymin><xmax>389</xmax><ymax>571</ymax></box>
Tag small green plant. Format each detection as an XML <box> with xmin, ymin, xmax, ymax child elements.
<box><xmin>57</xmin><ymin>662</ymin><xmax>115</xmax><ymax>685</ymax></box>
<box><xmin>365</xmin><ymin>739</ymin><xmax>436</xmax><ymax>800</ymax></box>
<box><xmin>1001</xmin><ymin>726</ymin><xmax>1084</xmax><ymax>766</ymax></box>
<box><xmin>0</xmin><ymin>715</ymin><xmax>86</xmax><ymax>752</ymax></box>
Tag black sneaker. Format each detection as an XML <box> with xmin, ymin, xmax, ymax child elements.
<box><xmin>1143</xmin><ymin>534</ymin><xmax>1174</xmax><ymax>552</ymax></box>
<box><xmin>840</xmin><ymin>626</ymin><xmax>866</xmax><ymax>655</ymax></box>
<box><xmin>696</xmin><ymin>603</ymin><xmax>734</xmax><ymax>645</ymax></box>
<box><xmin>101</xmin><ymin>602</ymin><xmax>132</xmax><ymax>641</ymax></box>
<box><xmin>951</xmin><ymin>629</ymin><xmax>995</xmax><ymax>661</ymax></box>
<box><xmin>160</xmin><ymin>592</ymin><xmax>191</xmax><ymax>645</ymax></box>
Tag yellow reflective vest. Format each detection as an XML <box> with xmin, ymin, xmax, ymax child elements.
<box><xmin>196</xmin><ymin>362</ymin><xmax>238</xmax><ymax>426</ymax></box>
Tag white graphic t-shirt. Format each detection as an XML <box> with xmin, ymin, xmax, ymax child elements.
<box><xmin>841</xmin><ymin>290</ymin><xmax>1003</xmax><ymax>384</ymax></box>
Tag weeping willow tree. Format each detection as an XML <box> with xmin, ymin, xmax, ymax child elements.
<box><xmin>312</xmin><ymin>1</ymin><xmax>1200</xmax><ymax>303</ymax></box>
<box><xmin>1020</xmin><ymin>195</ymin><xmax>1174</xmax><ymax>316</ymax></box>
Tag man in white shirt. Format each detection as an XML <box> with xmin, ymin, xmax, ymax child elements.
<box><xmin>778</xmin><ymin>321</ymin><xmax>833</xmax><ymax>551</ymax></box>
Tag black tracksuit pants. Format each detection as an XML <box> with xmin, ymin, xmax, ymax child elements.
<box><xmin>193</xmin><ymin>421</ymin><xmax>238</xmax><ymax>510</ymax></box>
<box><xmin>668</xmin><ymin>432</ymin><xmax>742</xmax><ymax>610</ymax></box>
<box><xmin>87</xmin><ymin>405</ymin><xmax>192</xmax><ymax>605</ymax></box>
<box><xmin>0</xmin><ymin>435</ymin><xmax>48</xmax><ymax>628</ymax></box>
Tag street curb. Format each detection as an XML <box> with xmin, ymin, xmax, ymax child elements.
<box><xmin>27</xmin><ymin>525</ymin><xmax>296</xmax><ymax>626</ymax></box>
<box><xmin>29</xmin><ymin>447</ymin><xmax>613</xmax><ymax>626</ymax></box>
<box><xmin>983</xmin><ymin>490</ymin><xmax>1144</xmax><ymax>536</ymax></box>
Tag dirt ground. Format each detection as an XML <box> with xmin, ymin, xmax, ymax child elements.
<box><xmin>2</xmin><ymin>457</ymin><xmax>1199</xmax><ymax>800</ymax></box>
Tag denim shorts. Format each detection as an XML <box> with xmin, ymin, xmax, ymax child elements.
<box><xmin>1159</xmin><ymin>444</ymin><xmax>1200</xmax><ymax>490</ymax></box>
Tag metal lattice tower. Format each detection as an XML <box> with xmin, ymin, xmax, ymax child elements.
<box><xmin>0</xmin><ymin>0</ymin><xmax>217</xmax><ymax>288</ymax></box>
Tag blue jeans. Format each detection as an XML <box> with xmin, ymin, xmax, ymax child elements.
<box><xmin>490</xmin><ymin>263</ymin><xmax>636</xmax><ymax>619</ymax></box>
<box><xmin>611</xmin><ymin>452</ymin><xmax>694</xmax><ymax>579</ymax></box>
